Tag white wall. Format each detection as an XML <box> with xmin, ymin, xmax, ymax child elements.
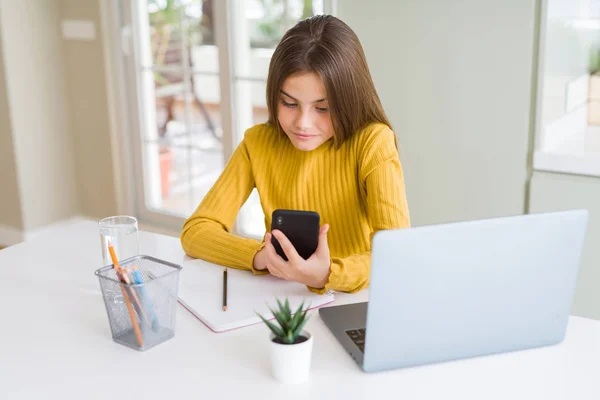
<box><xmin>60</xmin><ymin>0</ymin><xmax>118</xmax><ymax>220</ymax></box>
<box><xmin>339</xmin><ymin>0</ymin><xmax>537</xmax><ymax>226</ymax></box>
<box><xmin>0</xmin><ymin>0</ymin><xmax>80</xmax><ymax>232</ymax></box>
<box><xmin>529</xmin><ymin>171</ymin><xmax>600</xmax><ymax>320</ymax></box>
<box><xmin>0</xmin><ymin>21</ymin><xmax>23</xmax><ymax>233</ymax></box>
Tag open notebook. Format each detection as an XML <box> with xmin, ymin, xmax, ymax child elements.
<box><xmin>178</xmin><ymin>259</ymin><xmax>335</xmax><ymax>332</ymax></box>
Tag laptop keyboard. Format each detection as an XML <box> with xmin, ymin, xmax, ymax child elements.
<box><xmin>345</xmin><ymin>328</ymin><xmax>366</xmax><ymax>353</ymax></box>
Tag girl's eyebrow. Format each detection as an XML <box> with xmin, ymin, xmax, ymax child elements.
<box><xmin>280</xmin><ymin>90</ymin><xmax>327</xmax><ymax>104</ymax></box>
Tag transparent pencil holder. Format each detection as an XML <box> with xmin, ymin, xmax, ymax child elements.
<box><xmin>95</xmin><ymin>255</ymin><xmax>181</xmax><ymax>351</ymax></box>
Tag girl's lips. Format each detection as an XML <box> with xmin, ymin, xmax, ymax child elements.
<box><xmin>294</xmin><ymin>133</ymin><xmax>315</xmax><ymax>140</ymax></box>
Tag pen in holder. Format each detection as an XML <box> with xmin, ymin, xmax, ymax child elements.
<box><xmin>95</xmin><ymin>255</ymin><xmax>181</xmax><ymax>351</ymax></box>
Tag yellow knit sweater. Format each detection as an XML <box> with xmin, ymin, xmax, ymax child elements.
<box><xmin>181</xmin><ymin>122</ymin><xmax>410</xmax><ymax>294</ymax></box>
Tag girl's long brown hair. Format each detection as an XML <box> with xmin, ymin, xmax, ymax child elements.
<box><xmin>266</xmin><ymin>15</ymin><xmax>391</xmax><ymax>148</ymax></box>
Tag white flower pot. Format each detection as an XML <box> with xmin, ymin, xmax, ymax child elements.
<box><xmin>269</xmin><ymin>331</ymin><xmax>313</xmax><ymax>384</ymax></box>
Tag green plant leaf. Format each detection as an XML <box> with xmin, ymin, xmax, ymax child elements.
<box><xmin>292</xmin><ymin>318</ymin><xmax>309</xmax><ymax>340</ymax></box>
<box><xmin>271</xmin><ymin>309</ymin><xmax>288</xmax><ymax>332</ymax></box>
<box><xmin>257</xmin><ymin>313</ymin><xmax>284</xmax><ymax>338</ymax></box>
<box><xmin>302</xmin><ymin>306</ymin><xmax>310</xmax><ymax>321</ymax></box>
<box><xmin>276</xmin><ymin>298</ymin><xmax>286</xmax><ymax>315</ymax></box>
<box><xmin>294</xmin><ymin>307</ymin><xmax>310</xmax><ymax>336</ymax></box>
<box><xmin>285</xmin><ymin>329</ymin><xmax>295</xmax><ymax>344</ymax></box>
<box><xmin>289</xmin><ymin>301</ymin><xmax>306</xmax><ymax>330</ymax></box>
<box><xmin>284</xmin><ymin>298</ymin><xmax>291</xmax><ymax>320</ymax></box>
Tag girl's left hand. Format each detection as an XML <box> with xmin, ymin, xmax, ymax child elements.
<box><xmin>265</xmin><ymin>224</ymin><xmax>331</xmax><ymax>289</ymax></box>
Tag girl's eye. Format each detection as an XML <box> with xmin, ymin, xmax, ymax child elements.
<box><xmin>281</xmin><ymin>100</ymin><xmax>297</xmax><ymax>108</ymax></box>
<box><xmin>316</xmin><ymin>107</ymin><xmax>329</xmax><ymax>113</ymax></box>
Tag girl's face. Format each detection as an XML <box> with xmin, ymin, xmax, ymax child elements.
<box><xmin>277</xmin><ymin>72</ymin><xmax>334</xmax><ymax>151</ymax></box>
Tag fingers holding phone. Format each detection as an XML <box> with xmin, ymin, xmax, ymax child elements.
<box><xmin>270</xmin><ymin>209</ymin><xmax>320</xmax><ymax>261</ymax></box>
<box><xmin>265</xmin><ymin>209</ymin><xmax>332</xmax><ymax>288</ymax></box>
<box><xmin>264</xmin><ymin>233</ymin><xmax>288</xmax><ymax>279</ymax></box>
<box><xmin>270</xmin><ymin>229</ymin><xmax>302</xmax><ymax>263</ymax></box>
<box><xmin>315</xmin><ymin>224</ymin><xmax>330</xmax><ymax>255</ymax></box>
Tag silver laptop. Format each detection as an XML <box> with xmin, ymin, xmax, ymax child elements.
<box><xmin>319</xmin><ymin>210</ymin><xmax>588</xmax><ymax>373</ymax></box>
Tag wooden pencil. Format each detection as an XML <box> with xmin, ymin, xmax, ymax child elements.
<box><xmin>109</xmin><ymin>245</ymin><xmax>144</xmax><ymax>347</ymax></box>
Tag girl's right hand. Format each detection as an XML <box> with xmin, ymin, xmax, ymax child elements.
<box><xmin>252</xmin><ymin>247</ymin><xmax>268</xmax><ymax>271</ymax></box>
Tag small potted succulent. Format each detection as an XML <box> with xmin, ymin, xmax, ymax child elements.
<box><xmin>258</xmin><ymin>298</ymin><xmax>313</xmax><ymax>384</ymax></box>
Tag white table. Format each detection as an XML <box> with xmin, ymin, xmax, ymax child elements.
<box><xmin>0</xmin><ymin>220</ymin><xmax>599</xmax><ymax>400</ymax></box>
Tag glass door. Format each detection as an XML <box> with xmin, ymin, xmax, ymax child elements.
<box><xmin>119</xmin><ymin>0</ymin><xmax>334</xmax><ymax>235</ymax></box>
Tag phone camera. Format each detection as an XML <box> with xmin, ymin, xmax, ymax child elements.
<box><xmin>277</xmin><ymin>216</ymin><xmax>283</xmax><ymax>225</ymax></box>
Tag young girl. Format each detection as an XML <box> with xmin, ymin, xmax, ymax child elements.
<box><xmin>181</xmin><ymin>15</ymin><xmax>410</xmax><ymax>294</ymax></box>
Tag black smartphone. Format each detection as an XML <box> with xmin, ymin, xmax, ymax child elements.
<box><xmin>270</xmin><ymin>209</ymin><xmax>320</xmax><ymax>261</ymax></box>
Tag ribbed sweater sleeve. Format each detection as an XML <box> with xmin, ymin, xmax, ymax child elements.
<box><xmin>180</xmin><ymin>139</ymin><xmax>266</xmax><ymax>274</ymax></box>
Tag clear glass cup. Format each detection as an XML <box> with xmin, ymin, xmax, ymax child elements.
<box><xmin>99</xmin><ymin>216</ymin><xmax>139</xmax><ymax>266</ymax></box>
